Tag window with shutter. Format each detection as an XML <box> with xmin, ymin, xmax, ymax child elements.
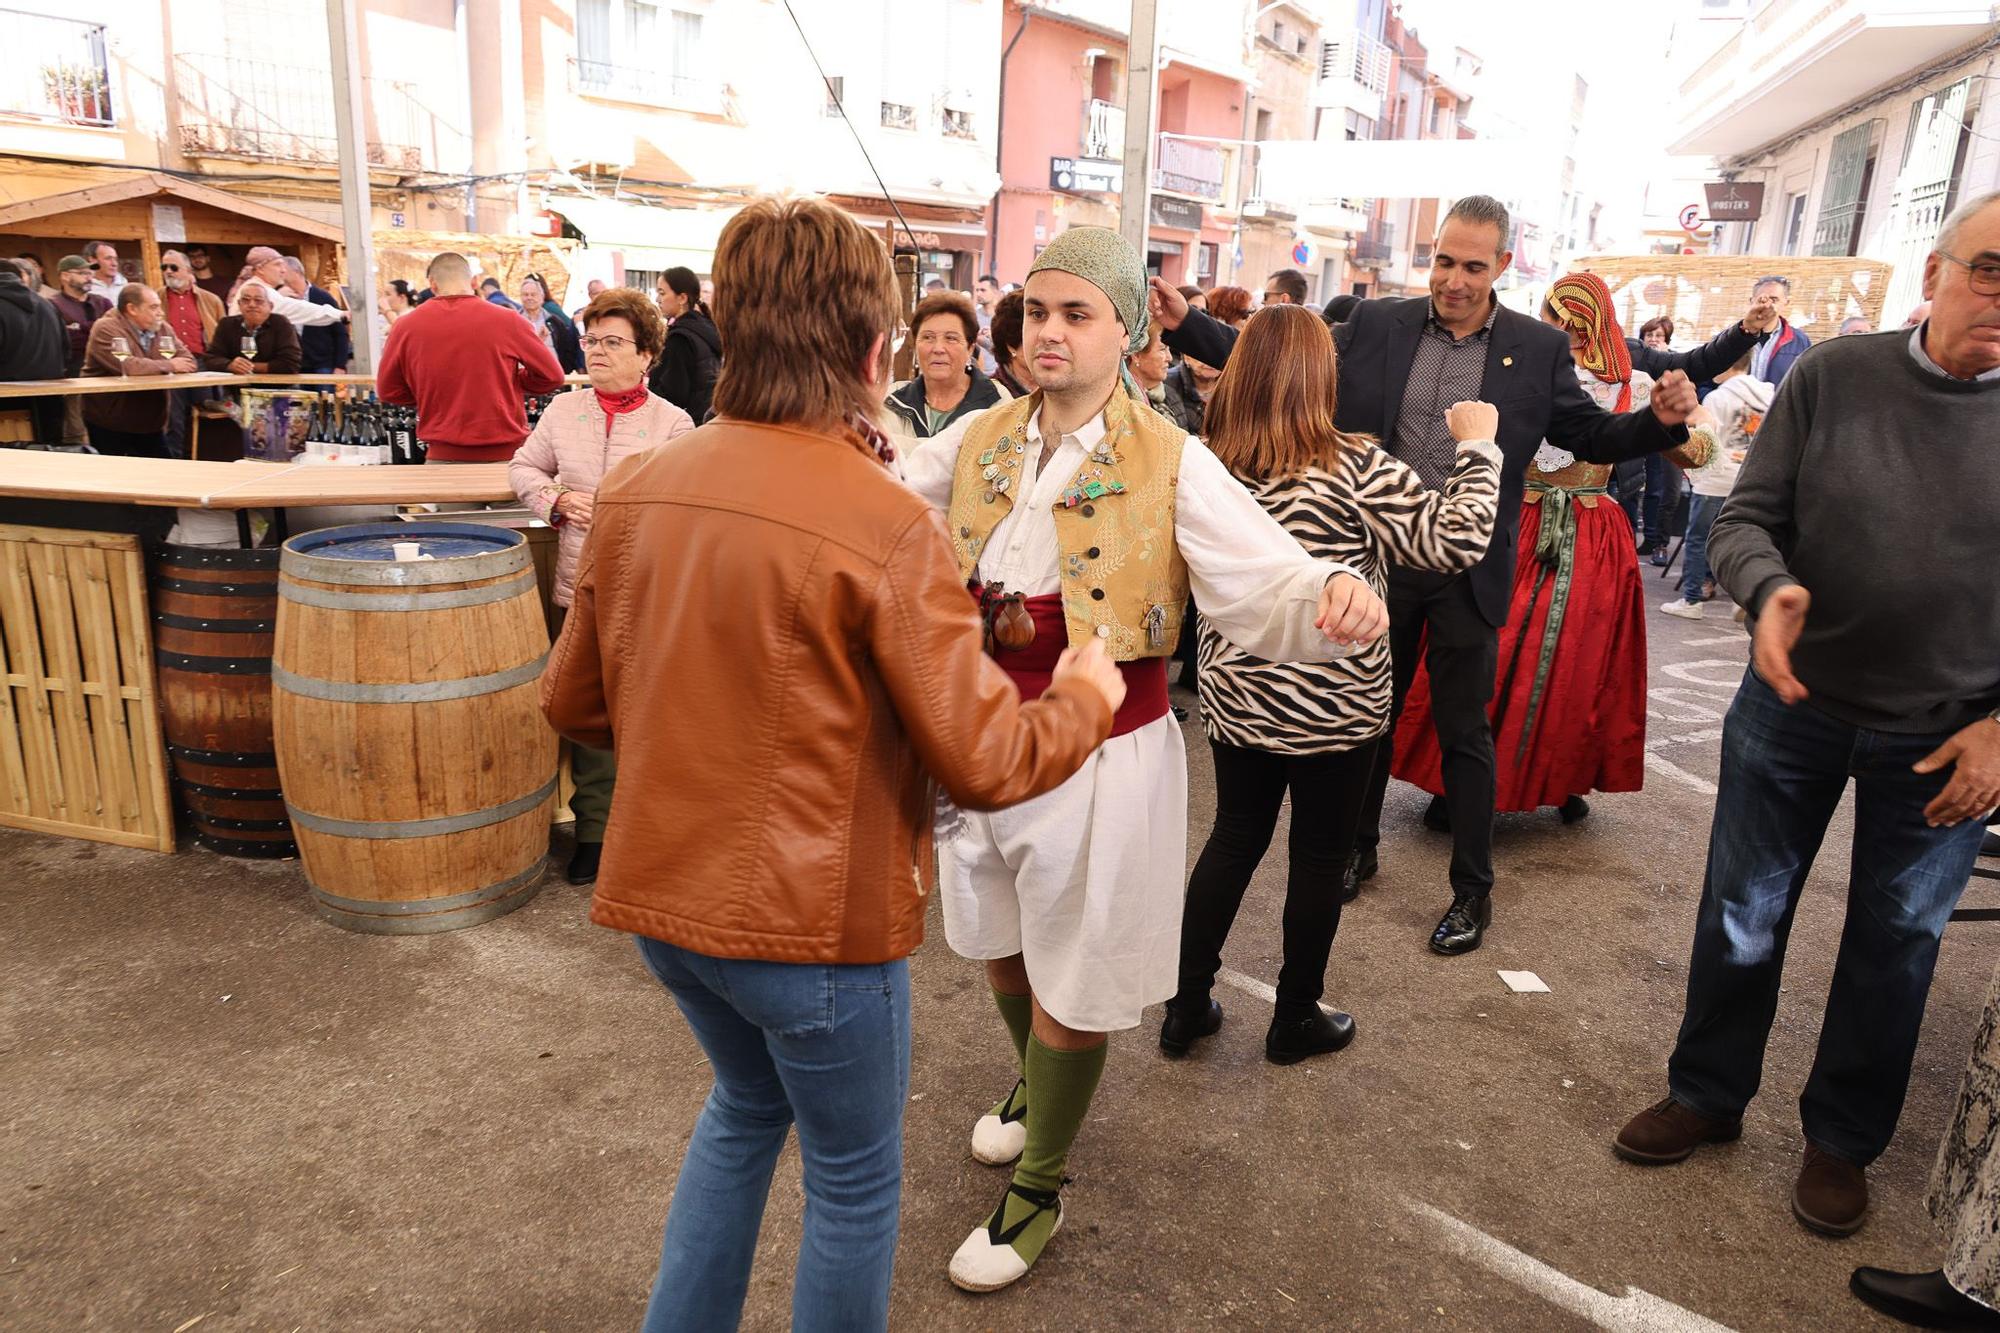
<box><xmin>1811</xmin><ymin>122</ymin><xmax>1874</xmax><ymax>257</ymax></box>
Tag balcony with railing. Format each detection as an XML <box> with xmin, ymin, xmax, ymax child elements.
<box><xmin>1083</xmin><ymin>98</ymin><xmax>1124</xmax><ymax>160</ymax></box>
<box><xmin>1314</xmin><ymin>29</ymin><xmax>1392</xmax><ymax>116</ymax></box>
<box><xmin>175</xmin><ymin>54</ymin><xmax>464</xmax><ymax>172</ymax></box>
<box><xmin>1352</xmin><ymin>221</ymin><xmax>1395</xmax><ymax>267</ymax></box>
<box><xmin>1669</xmin><ymin>0</ymin><xmax>1996</xmax><ymax>156</ymax></box>
<box><xmin>0</xmin><ymin>9</ymin><xmax>113</xmax><ymax>127</ymax></box>
<box><xmin>571</xmin><ymin>55</ymin><xmax>726</xmax><ymax>115</ymax></box>
<box><xmin>1155</xmin><ymin>133</ymin><xmax>1230</xmax><ymax>204</ymax></box>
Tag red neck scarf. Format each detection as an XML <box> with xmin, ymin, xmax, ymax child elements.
<box><xmin>593</xmin><ymin>383</ymin><xmax>649</xmax><ymax>438</ymax></box>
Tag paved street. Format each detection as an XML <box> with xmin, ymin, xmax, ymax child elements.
<box><xmin>4</xmin><ymin>586</ymin><xmax>1995</xmax><ymax>1332</ymax></box>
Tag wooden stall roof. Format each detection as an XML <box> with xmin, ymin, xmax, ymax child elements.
<box><xmin>1567</xmin><ymin>254</ymin><xmax>1897</xmax><ymax>346</ymax></box>
<box><xmin>0</xmin><ymin>172</ymin><xmax>346</xmax><ymax>244</ymax></box>
<box><xmin>0</xmin><ymin>454</ymin><xmax>514</xmax><ymax>509</ymax></box>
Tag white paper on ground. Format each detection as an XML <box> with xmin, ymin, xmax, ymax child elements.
<box><xmin>1498</xmin><ymin>970</ymin><xmax>1551</xmax><ymax>994</ymax></box>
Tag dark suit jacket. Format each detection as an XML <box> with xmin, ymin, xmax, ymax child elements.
<box><xmin>1626</xmin><ymin>320</ymin><xmax>1758</xmax><ymax>382</ymax></box>
<box><xmin>1165</xmin><ymin>297</ymin><xmax>1688</xmax><ymax>626</ymax></box>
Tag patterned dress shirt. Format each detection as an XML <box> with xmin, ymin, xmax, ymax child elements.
<box><xmin>1393</xmin><ymin>296</ymin><xmax>1500</xmax><ymax>490</ymax></box>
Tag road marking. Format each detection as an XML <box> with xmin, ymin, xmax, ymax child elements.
<box><xmin>1648</xmin><ymin>688</ymin><xmax>1729</xmax><ymax>723</ymax></box>
<box><xmin>1678</xmin><ymin>632</ymin><xmax>1749</xmax><ymax>648</ymax></box>
<box><xmin>1661</xmin><ymin>660</ymin><xmax>1750</xmax><ymax>690</ymax></box>
<box><xmin>1215</xmin><ymin>967</ymin><xmax>1344</xmax><ymax>1017</ymax></box>
<box><xmin>1645</xmin><ymin>750</ymin><xmax>1718</xmax><ymax>796</ymax></box>
<box><xmin>1405</xmin><ymin>1199</ymin><xmax>1737</xmax><ymax>1332</ymax></box>
<box><xmin>1648</xmin><ymin>727</ymin><xmax>1726</xmax><ymax>750</ymax></box>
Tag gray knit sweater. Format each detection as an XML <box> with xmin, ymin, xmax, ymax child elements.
<box><xmin>1710</xmin><ymin>330</ymin><xmax>2000</xmax><ymax>734</ymax></box>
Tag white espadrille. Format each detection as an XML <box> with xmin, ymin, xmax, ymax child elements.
<box><xmin>947</xmin><ymin>1190</ymin><xmax>1063</xmax><ymax>1293</ymax></box>
<box><xmin>969</xmin><ymin>1078</ymin><xmax>1028</xmax><ymax>1166</ymax></box>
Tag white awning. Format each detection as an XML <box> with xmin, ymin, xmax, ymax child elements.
<box><xmin>542</xmin><ymin>194</ymin><xmax>740</xmax><ymax>270</ymax></box>
<box><xmin>1256</xmin><ymin>139</ymin><xmax>1568</xmax><ymax>205</ymax></box>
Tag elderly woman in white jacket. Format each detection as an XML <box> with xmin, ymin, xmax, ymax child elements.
<box><xmin>511</xmin><ymin>286</ymin><xmax>696</xmax><ymax>885</ymax></box>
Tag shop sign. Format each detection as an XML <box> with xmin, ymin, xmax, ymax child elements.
<box><xmin>1703</xmin><ymin>181</ymin><xmax>1765</xmax><ymax>222</ymax></box>
<box><xmin>1050</xmin><ymin>157</ymin><xmax>1123</xmax><ymax>194</ymax></box>
<box><xmin>1149</xmin><ymin>195</ymin><xmax>1203</xmax><ymax>231</ymax></box>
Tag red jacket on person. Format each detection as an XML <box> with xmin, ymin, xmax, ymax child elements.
<box><xmin>375</xmin><ymin>293</ymin><xmax>566</xmax><ymax>461</ymax></box>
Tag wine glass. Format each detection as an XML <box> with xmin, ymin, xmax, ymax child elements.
<box><xmin>109</xmin><ymin>335</ymin><xmax>130</xmax><ymax>364</ymax></box>
<box><xmin>241</xmin><ymin>335</ymin><xmax>258</xmax><ymax>362</ymax></box>
<box><xmin>156</xmin><ymin>331</ymin><xmax>177</xmax><ymax>359</ymax></box>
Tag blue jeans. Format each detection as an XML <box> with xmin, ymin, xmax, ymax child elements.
<box><xmin>1667</xmin><ymin>670</ymin><xmax>1986</xmax><ymax>1165</ymax></box>
<box><xmin>634</xmin><ymin>938</ymin><xmax>911</xmax><ymax>1333</ymax></box>
<box><xmin>1679</xmin><ymin>493</ymin><xmax>1723</xmax><ymax>603</ymax></box>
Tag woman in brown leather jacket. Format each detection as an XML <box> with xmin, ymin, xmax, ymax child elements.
<box><xmin>540</xmin><ymin>195</ymin><xmax>1124</xmax><ymax>1333</ymax></box>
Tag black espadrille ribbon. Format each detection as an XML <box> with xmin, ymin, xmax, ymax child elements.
<box><xmin>988</xmin><ymin>1183</ymin><xmax>1063</xmax><ymax>1247</ymax></box>
<box><xmin>995</xmin><ymin>1078</ymin><xmax>1028</xmax><ymax>1126</ymax></box>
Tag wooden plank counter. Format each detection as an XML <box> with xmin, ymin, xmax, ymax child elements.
<box><xmin>0</xmin><ymin>453</ymin><xmax>514</xmax><ymax>509</ymax></box>
<box><xmin>0</xmin><ymin>373</ymin><xmax>588</xmax><ymax>399</ymax></box>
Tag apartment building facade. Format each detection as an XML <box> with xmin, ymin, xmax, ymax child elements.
<box><xmin>1670</xmin><ymin>0</ymin><xmax>2000</xmax><ymax>324</ymax></box>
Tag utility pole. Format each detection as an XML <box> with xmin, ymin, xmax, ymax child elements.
<box><xmin>1119</xmin><ymin>0</ymin><xmax>1158</xmax><ymax>262</ymax></box>
<box><xmin>327</xmin><ymin>0</ymin><xmax>380</xmax><ymax>372</ymax></box>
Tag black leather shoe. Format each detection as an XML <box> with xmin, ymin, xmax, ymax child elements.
<box><xmin>1982</xmin><ymin>828</ymin><xmax>2000</xmax><ymax>858</ymax></box>
<box><xmin>566</xmin><ymin>841</ymin><xmax>602</xmax><ymax>886</ymax></box>
<box><xmin>1850</xmin><ymin>1268</ymin><xmax>2000</xmax><ymax>1329</ymax></box>
<box><xmin>1340</xmin><ymin>848</ymin><xmax>1378</xmax><ymax>904</ymax></box>
<box><xmin>1265</xmin><ymin>1009</ymin><xmax>1356</xmax><ymax>1065</ymax></box>
<box><xmin>1421</xmin><ymin>796</ymin><xmax>1452</xmax><ymax>833</ymax></box>
<box><xmin>1559</xmin><ymin>795</ymin><xmax>1590</xmax><ymax>824</ymax></box>
<box><xmin>1429</xmin><ymin>892</ymin><xmax>1492</xmax><ymax>955</ymax></box>
<box><xmin>1158</xmin><ymin>998</ymin><xmax>1222</xmax><ymax>1058</ymax></box>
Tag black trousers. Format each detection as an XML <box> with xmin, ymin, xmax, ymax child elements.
<box><xmin>1175</xmin><ymin>737</ymin><xmax>1380</xmax><ymax>1018</ymax></box>
<box><xmin>85</xmin><ymin>424</ymin><xmax>170</xmax><ymax>458</ymax></box>
<box><xmin>1357</xmin><ymin>567</ymin><xmax>1499</xmax><ymax>897</ymax></box>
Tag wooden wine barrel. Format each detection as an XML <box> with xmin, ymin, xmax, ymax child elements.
<box><xmin>272</xmin><ymin>523</ymin><xmax>556</xmax><ymax>933</ymax></box>
<box><xmin>152</xmin><ymin>544</ymin><xmax>296</xmax><ymax>858</ymax></box>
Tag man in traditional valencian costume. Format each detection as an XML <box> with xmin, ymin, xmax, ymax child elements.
<box><xmin>904</xmin><ymin>228</ymin><xmax>1389</xmax><ymax>1291</ymax></box>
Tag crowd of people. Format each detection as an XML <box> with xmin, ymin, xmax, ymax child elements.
<box><xmin>2</xmin><ymin>193</ymin><xmax>1994</xmax><ymax>1329</ymax></box>
<box><xmin>524</xmin><ymin>189</ymin><xmax>2000</xmax><ymax>1331</ymax></box>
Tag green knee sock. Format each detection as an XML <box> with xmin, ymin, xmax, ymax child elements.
<box><xmin>992</xmin><ymin>987</ymin><xmax>1033</xmax><ymax>1067</ymax></box>
<box><xmin>986</xmin><ymin>988</ymin><xmax>1034</xmax><ymax>1123</ymax></box>
<box><xmin>987</xmin><ymin>1035</ymin><xmax>1106</xmax><ymax>1263</ymax></box>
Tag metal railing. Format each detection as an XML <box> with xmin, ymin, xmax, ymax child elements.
<box><xmin>1084</xmin><ymin>98</ymin><xmax>1124</xmax><ymax>159</ymax></box>
<box><xmin>0</xmin><ymin>9</ymin><xmax>113</xmax><ymax>127</ymax></box>
<box><xmin>1155</xmin><ymin>134</ymin><xmax>1228</xmax><ymax>202</ymax></box>
<box><xmin>176</xmin><ymin>53</ymin><xmax>464</xmax><ymax>171</ymax></box>
<box><xmin>1319</xmin><ymin>29</ymin><xmax>1393</xmax><ymax>95</ymax></box>
<box><xmin>571</xmin><ymin>55</ymin><xmax>723</xmax><ymax>112</ymax></box>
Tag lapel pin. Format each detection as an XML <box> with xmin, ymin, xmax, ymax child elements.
<box><xmin>1503</xmin><ymin>356</ymin><xmax>1514</xmax><ymax>367</ymax></box>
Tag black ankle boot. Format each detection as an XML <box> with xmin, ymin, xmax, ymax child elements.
<box><xmin>566</xmin><ymin>841</ymin><xmax>602</xmax><ymax>885</ymax></box>
<box><xmin>1559</xmin><ymin>795</ymin><xmax>1590</xmax><ymax>824</ymax></box>
<box><xmin>1265</xmin><ymin>1008</ymin><xmax>1356</xmax><ymax>1065</ymax></box>
<box><xmin>1159</xmin><ymin>998</ymin><xmax>1222</xmax><ymax>1058</ymax></box>
<box><xmin>1429</xmin><ymin>892</ymin><xmax>1491</xmax><ymax>955</ymax></box>
<box><xmin>1421</xmin><ymin>795</ymin><xmax>1451</xmax><ymax>833</ymax></box>
<box><xmin>1341</xmin><ymin>848</ymin><xmax>1378</xmax><ymax>904</ymax></box>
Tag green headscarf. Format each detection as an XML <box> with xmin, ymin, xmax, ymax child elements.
<box><xmin>1027</xmin><ymin>226</ymin><xmax>1150</xmax><ymax>355</ymax></box>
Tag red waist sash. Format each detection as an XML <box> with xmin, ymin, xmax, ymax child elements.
<box><xmin>971</xmin><ymin>589</ymin><xmax>1168</xmax><ymax>739</ymax></box>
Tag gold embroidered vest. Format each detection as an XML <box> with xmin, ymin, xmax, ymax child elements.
<box><xmin>946</xmin><ymin>389</ymin><xmax>1190</xmax><ymax>660</ymax></box>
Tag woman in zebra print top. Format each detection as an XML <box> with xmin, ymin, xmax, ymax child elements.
<box><xmin>1163</xmin><ymin>305</ymin><xmax>1502</xmax><ymax>1065</ymax></box>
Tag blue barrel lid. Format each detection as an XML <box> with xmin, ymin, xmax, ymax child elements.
<box><xmin>282</xmin><ymin>522</ymin><xmax>524</xmax><ymax>563</ymax></box>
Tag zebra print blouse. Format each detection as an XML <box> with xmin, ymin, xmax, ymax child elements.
<box><xmin>1197</xmin><ymin>441</ymin><xmax>1502</xmax><ymax>755</ymax></box>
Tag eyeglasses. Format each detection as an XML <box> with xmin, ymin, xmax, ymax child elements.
<box><xmin>1938</xmin><ymin>251</ymin><xmax>2000</xmax><ymax>296</ymax></box>
<box><xmin>161</xmin><ymin>264</ymin><xmax>183</xmax><ymax>273</ymax></box>
<box><xmin>579</xmin><ymin>335</ymin><xmax>634</xmax><ymax>352</ymax></box>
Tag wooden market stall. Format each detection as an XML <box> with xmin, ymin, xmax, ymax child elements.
<box><xmin>0</xmin><ymin>172</ymin><xmax>348</xmax><ymax>294</ymax></box>
<box><xmin>1568</xmin><ymin>255</ymin><xmax>1897</xmax><ymax>347</ymax></box>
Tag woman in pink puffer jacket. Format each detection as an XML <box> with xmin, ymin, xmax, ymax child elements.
<box><xmin>512</xmin><ymin>286</ymin><xmax>696</xmax><ymax>884</ymax></box>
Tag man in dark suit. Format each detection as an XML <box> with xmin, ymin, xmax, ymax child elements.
<box><xmin>1152</xmin><ymin>195</ymin><xmax>1699</xmax><ymax>955</ymax></box>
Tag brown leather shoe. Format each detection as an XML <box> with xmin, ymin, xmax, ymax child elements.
<box><xmin>1613</xmin><ymin>1095</ymin><xmax>1743</xmax><ymax>1164</ymax></box>
<box><xmin>1794</xmin><ymin>1144</ymin><xmax>1868</xmax><ymax>1237</ymax></box>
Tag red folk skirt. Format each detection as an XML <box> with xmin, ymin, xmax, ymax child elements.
<box><xmin>1391</xmin><ymin>496</ymin><xmax>1648</xmax><ymax>812</ymax></box>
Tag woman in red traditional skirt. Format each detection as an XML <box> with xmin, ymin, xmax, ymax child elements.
<box><xmin>1392</xmin><ymin>272</ymin><xmax>1712</xmax><ymax>822</ymax></box>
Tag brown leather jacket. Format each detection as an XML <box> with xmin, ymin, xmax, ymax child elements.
<box><xmin>541</xmin><ymin>419</ymin><xmax>1112</xmax><ymax>965</ymax></box>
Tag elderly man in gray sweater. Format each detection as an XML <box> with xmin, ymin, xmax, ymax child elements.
<box><xmin>1613</xmin><ymin>190</ymin><xmax>2000</xmax><ymax>1242</ymax></box>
